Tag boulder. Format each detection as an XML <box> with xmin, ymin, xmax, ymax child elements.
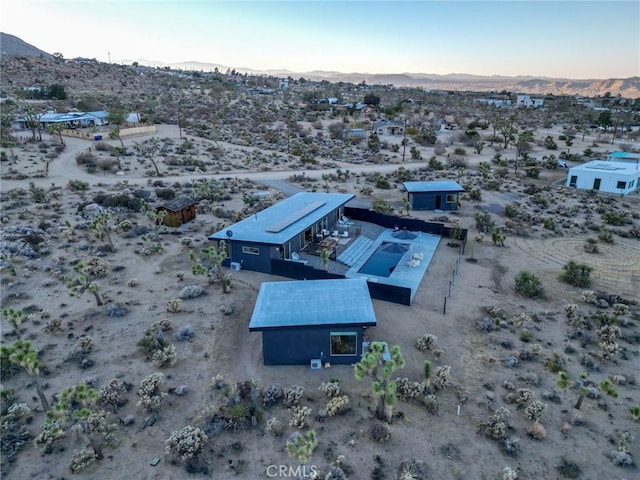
<box><xmin>179</xmin><ymin>285</ymin><xmax>204</xmax><ymax>299</ymax></box>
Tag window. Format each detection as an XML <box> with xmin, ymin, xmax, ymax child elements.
<box><xmin>242</xmin><ymin>246</ymin><xmax>259</xmax><ymax>255</ymax></box>
<box><xmin>330</xmin><ymin>332</ymin><xmax>357</xmax><ymax>356</ymax></box>
<box><xmin>446</xmin><ymin>194</ymin><xmax>457</xmax><ymax>203</ymax></box>
<box><xmin>616</xmin><ymin>181</ymin><xmax>626</xmax><ymax>189</ymax></box>
<box><xmin>569</xmin><ymin>175</ymin><xmax>577</xmax><ymax>187</ymax></box>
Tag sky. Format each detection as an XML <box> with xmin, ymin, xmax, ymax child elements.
<box><xmin>2</xmin><ymin>0</ymin><xmax>639</xmax><ymax>79</ymax></box>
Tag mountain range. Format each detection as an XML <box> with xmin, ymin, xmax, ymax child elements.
<box><xmin>1</xmin><ymin>32</ymin><xmax>638</xmax><ymax>98</ymax></box>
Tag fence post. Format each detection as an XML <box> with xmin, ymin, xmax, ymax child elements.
<box><xmin>448</xmin><ymin>281</ymin><xmax>452</xmax><ymax>298</ymax></box>
<box><xmin>452</xmin><ymin>269</ymin><xmax>456</xmax><ymax>286</ymax></box>
<box><xmin>443</xmin><ymin>297</ymin><xmax>447</xmax><ymax>314</ymax></box>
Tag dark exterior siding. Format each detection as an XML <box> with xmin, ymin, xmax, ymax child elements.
<box><xmin>228</xmin><ymin>241</ymin><xmax>273</xmax><ymax>273</ymax></box>
<box><xmin>260</xmin><ymin>326</ymin><xmax>364</xmax><ymax>365</ymax></box>
<box><xmin>408</xmin><ymin>192</ymin><xmax>459</xmax><ymax>211</ymax></box>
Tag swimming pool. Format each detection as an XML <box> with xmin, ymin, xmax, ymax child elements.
<box><xmin>358</xmin><ymin>242</ymin><xmax>409</xmax><ymax>277</ymax></box>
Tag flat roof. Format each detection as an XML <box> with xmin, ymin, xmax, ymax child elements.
<box><xmin>570</xmin><ymin>161</ymin><xmax>639</xmax><ymax>175</ymax></box>
<box><xmin>403</xmin><ymin>180</ymin><xmax>465</xmax><ymax>193</ymax></box>
<box><xmin>209</xmin><ymin>192</ymin><xmax>354</xmax><ymax>244</ymax></box>
<box><xmin>249</xmin><ymin>278</ymin><xmax>376</xmax><ymax>330</ymax></box>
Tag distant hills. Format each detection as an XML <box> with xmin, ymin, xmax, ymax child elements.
<box><xmin>0</xmin><ymin>32</ymin><xmax>52</xmax><ymax>59</ymax></box>
<box><xmin>1</xmin><ymin>32</ymin><xmax>638</xmax><ymax>98</ymax></box>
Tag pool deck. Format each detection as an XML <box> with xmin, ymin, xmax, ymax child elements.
<box><xmin>345</xmin><ymin>229</ymin><xmax>441</xmax><ymax>303</ymax></box>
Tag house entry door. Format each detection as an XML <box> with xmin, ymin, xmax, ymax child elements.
<box><xmin>435</xmin><ymin>195</ymin><xmax>442</xmax><ymax>209</ymax></box>
<box><xmin>593</xmin><ymin>178</ymin><xmax>601</xmax><ymax>190</ymax></box>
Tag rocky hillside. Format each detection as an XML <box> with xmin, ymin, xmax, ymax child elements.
<box><xmin>0</xmin><ymin>56</ymin><xmax>167</xmax><ymax>97</ymax></box>
<box><xmin>0</xmin><ymin>32</ymin><xmax>52</xmax><ymax>59</ymax></box>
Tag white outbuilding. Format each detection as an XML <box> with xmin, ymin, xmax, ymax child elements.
<box><xmin>566</xmin><ymin>160</ymin><xmax>639</xmax><ymax>196</ymax></box>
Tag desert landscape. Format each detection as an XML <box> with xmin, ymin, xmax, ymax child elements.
<box><xmin>1</xmin><ymin>44</ymin><xmax>640</xmax><ymax>480</ymax></box>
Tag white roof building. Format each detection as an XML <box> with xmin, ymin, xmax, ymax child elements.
<box><xmin>566</xmin><ymin>159</ymin><xmax>639</xmax><ymax>196</ymax></box>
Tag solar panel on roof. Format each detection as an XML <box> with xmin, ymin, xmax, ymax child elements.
<box><xmin>265</xmin><ymin>201</ymin><xmax>326</xmax><ymax>233</ymax></box>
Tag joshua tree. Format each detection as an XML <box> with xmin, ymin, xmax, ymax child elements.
<box><xmin>47</xmin><ymin>123</ymin><xmax>65</xmax><ymax>145</ymax></box>
<box><xmin>65</xmin><ymin>258</ymin><xmax>107</xmax><ymax>306</ymax></box>
<box><xmin>286</xmin><ymin>430</ymin><xmax>317</xmax><ymax>471</ymax></box>
<box><xmin>560</xmin><ymin>260</ymin><xmax>593</xmax><ymax>288</ymax></box>
<box><xmin>6</xmin><ymin>340</ymin><xmax>49</xmax><ymax>411</ymax></box>
<box><xmin>354</xmin><ymin>342</ymin><xmax>405</xmax><ymax>422</ymax></box>
<box><xmin>133</xmin><ymin>137</ymin><xmax>161</xmax><ymax>176</ymax></box>
<box><xmin>109</xmin><ymin>127</ymin><xmax>124</xmax><ymax>147</ymax></box>
<box><xmin>46</xmin><ymin>384</ymin><xmax>117</xmax><ymax>461</ymax></box>
<box><xmin>141</xmin><ymin>200</ymin><xmax>167</xmax><ymax>241</ymax></box>
<box><xmin>495</xmin><ymin>115</ymin><xmax>517</xmax><ymax>149</ymax></box>
<box><xmin>89</xmin><ymin>211</ymin><xmax>116</xmax><ymax>252</ymax></box>
<box><xmin>2</xmin><ymin>308</ymin><xmax>24</xmax><ymax>338</ymax></box>
<box><xmin>189</xmin><ymin>241</ymin><xmax>228</xmax><ymax>286</ymax></box>
<box><xmin>557</xmin><ymin>371</ymin><xmax>587</xmax><ymax>409</ymax></box>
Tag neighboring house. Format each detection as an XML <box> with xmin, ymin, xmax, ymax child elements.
<box><xmin>208</xmin><ymin>192</ymin><xmax>355</xmax><ymax>274</ymax></box>
<box><xmin>516</xmin><ymin>95</ymin><xmax>544</xmax><ymax>108</ymax></box>
<box><xmin>125</xmin><ymin>112</ymin><xmax>142</xmax><ymax>126</ymax></box>
<box><xmin>249</xmin><ymin>278</ymin><xmax>376</xmax><ymax>365</ymax></box>
<box><xmin>157</xmin><ymin>197</ymin><xmax>197</xmax><ymax>227</ymax></box>
<box><xmin>566</xmin><ymin>160</ymin><xmax>639</xmax><ymax>196</ymax></box>
<box><xmin>17</xmin><ymin>110</ymin><xmax>109</xmax><ymax>129</ymax></box>
<box><xmin>475</xmin><ymin>98</ymin><xmax>512</xmax><ymax>108</ymax></box>
<box><xmin>347</xmin><ymin>128</ymin><xmax>367</xmax><ymax>140</ymax></box>
<box><xmin>373</xmin><ymin>120</ymin><xmax>405</xmax><ymax>136</ymax></box>
<box><xmin>403</xmin><ymin>181</ymin><xmax>465</xmax><ymax>211</ymax></box>
<box><xmin>278</xmin><ymin>78</ymin><xmax>289</xmax><ymax>90</ymax></box>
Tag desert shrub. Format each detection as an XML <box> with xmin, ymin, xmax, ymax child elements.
<box><xmin>514</xmin><ymin>271</ymin><xmax>545</xmax><ymax>299</ymax></box>
<box><xmin>152</xmin><ymin>345</ymin><xmax>177</xmax><ymax>368</ymax></box>
<box><xmin>395</xmin><ymin>377</ymin><xmax>426</xmax><ymax>402</ymax></box>
<box><xmin>69</xmin><ymin>447</ymin><xmax>98</xmax><ymax>473</ymax></box>
<box><xmin>95</xmin><ymin>158</ymin><xmax>119</xmax><ymax>171</ymax></box>
<box><xmin>263</xmin><ymin>384</ymin><xmax>284</xmax><ymax>407</ymax></box>
<box><xmin>67</xmin><ymin>179</ymin><xmax>89</xmax><ymax>191</ymax></box>
<box><xmin>583</xmin><ymin>238</ymin><xmax>599</xmax><ymax>253</ymax></box>
<box><xmin>602</xmin><ymin>211</ymin><xmax>627</xmax><ymax>226</ymax></box>
<box><xmin>92</xmin><ymin>193</ymin><xmax>142</xmax><ymax>212</ymax></box>
<box><xmin>428</xmin><ymin>156</ymin><xmax>444</xmax><ymax>170</ymax></box>
<box><xmin>598</xmin><ymin>230</ymin><xmax>614</xmax><ymax>244</ymax></box>
<box><xmin>528</xmin><ymin>421</ymin><xmax>546</xmax><ymax>440</ymax></box>
<box><xmin>165</xmin><ymin>425</ymin><xmax>208</xmax><ymax>460</ymax></box>
<box><xmin>174</xmin><ymin>325</ymin><xmax>194</xmax><ymax>341</ymax></box>
<box><xmin>75</xmin><ymin>151</ymin><xmax>96</xmax><ymax>165</ymax></box>
<box><xmin>475</xmin><ymin>211</ymin><xmax>494</xmax><ymax>233</ymax></box>
<box><xmin>374</xmin><ymin>176</ymin><xmax>391</xmax><ymax>189</ymax></box>
<box><xmin>468</xmin><ymin>188</ymin><xmax>482</xmax><ymax>201</ymax></box>
<box><xmin>416</xmin><ymin>333</ymin><xmax>438</xmax><ymax>352</ymax></box>
<box><xmin>560</xmin><ymin>261</ymin><xmax>593</xmax><ymax>288</ymax></box>
<box><xmin>155</xmin><ymin>188</ymin><xmax>176</xmax><ymax>200</ymax></box>
<box><xmin>448</xmin><ymin>155</ymin><xmax>467</xmax><ymax>168</ymax></box>
<box><xmin>504</xmin><ymin>203</ymin><xmax>519</xmax><ymax>218</ymax></box>
<box><xmin>434</xmin><ymin>145</ymin><xmax>446</xmax><ymax>156</ymax></box>
<box><xmin>543</xmin><ymin>218</ymin><xmax>556</xmax><ymax>230</ymax></box>
<box><xmin>94</xmin><ymin>142</ymin><xmax>111</xmax><ymax>151</ymax></box>
<box><xmin>525</xmin><ymin>166</ymin><xmax>539</xmax><ymax>178</ymax></box>
<box><xmin>371</xmin><ymin>198</ymin><xmax>394</xmax><ymax>215</ymax></box>
<box><xmin>370</xmin><ymin>420</ymin><xmax>390</xmax><ymax>442</ymax></box>
<box><xmin>136</xmin><ymin>372</ymin><xmax>167</xmax><ymax>412</ymax></box>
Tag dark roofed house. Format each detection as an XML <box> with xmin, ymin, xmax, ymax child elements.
<box><xmin>157</xmin><ymin>197</ymin><xmax>196</xmax><ymax>227</ymax></box>
<box><xmin>403</xmin><ymin>181</ymin><xmax>465</xmax><ymax>211</ymax></box>
<box><xmin>208</xmin><ymin>192</ymin><xmax>355</xmax><ymax>274</ymax></box>
<box><xmin>249</xmin><ymin>278</ymin><xmax>376</xmax><ymax>365</ymax></box>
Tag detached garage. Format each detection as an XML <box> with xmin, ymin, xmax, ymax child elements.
<box><xmin>403</xmin><ymin>181</ymin><xmax>465</xmax><ymax>211</ymax></box>
<box><xmin>249</xmin><ymin>278</ymin><xmax>376</xmax><ymax>366</ymax></box>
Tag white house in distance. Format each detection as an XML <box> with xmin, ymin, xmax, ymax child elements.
<box><xmin>516</xmin><ymin>95</ymin><xmax>544</xmax><ymax>108</ymax></box>
<box><xmin>566</xmin><ymin>151</ymin><xmax>640</xmax><ymax>196</ymax></box>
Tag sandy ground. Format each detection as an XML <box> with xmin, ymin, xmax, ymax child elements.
<box><xmin>1</xmin><ymin>124</ymin><xmax>639</xmax><ymax>480</ymax></box>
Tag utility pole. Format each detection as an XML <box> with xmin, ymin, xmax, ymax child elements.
<box><xmin>108</xmin><ymin>52</ymin><xmax>111</xmax><ymax>63</ymax></box>
<box><xmin>402</xmin><ymin>118</ymin><xmax>407</xmax><ymax>162</ymax></box>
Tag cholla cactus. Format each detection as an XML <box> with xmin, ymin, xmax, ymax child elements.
<box><xmin>416</xmin><ymin>333</ymin><xmax>438</xmax><ymax>352</ymax></box>
<box><xmin>564</xmin><ymin>304</ymin><xmax>578</xmax><ymax>318</ymax></box>
<box><xmin>319</xmin><ymin>380</ymin><xmax>341</xmax><ymax>397</ymax></box>
<box><xmin>505</xmin><ymin>388</ymin><xmax>533</xmax><ymax>405</ymax></box>
<box><xmin>152</xmin><ymin>344</ymin><xmax>177</xmax><ymax>368</ymax></box>
<box><xmin>75</xmin><ymin>335</ymin><xmax>93</xmax><ymax>354</ymax></box>
<box><xmin>484</xmin><ymin>407</ymin><xmax>510</xmax><ymax>440</ymax></box>
<box><xmin>266</xmin><ymin>417</ymin><xmax>283</xmax><ymax>436</ymax></box>
<box><xmin>612</xmin><ymin>303</ymin><xmax>629</xmax><ymax>316</ymax></box>
<box><xmin>424</xmin><ymin>394</ymin><xmax>439</xmax><ymax>414</ymax></box>
<box><xmin>165</xmin><ymin>425</ymin><xmax>208</xmax><ymax>460</ymax></box>
<box><xmin>524</xmin><ymin>400</ymin><xmax>547</xmax><ymax>421</ymax></box>
<box><xmin>434</xmin><ymin>365</ymin><xmax>452</xmax><ymax>389</ymax></box>
<box><xmin>127</xmin><ymin>278</ymin><xmax>138</xmax><ymax>288</ymax></box>
<box><xmin>98</xmin><ymin>379</ymin><xmax>127</xmax><ymax>412</ymax></box>
<box><xmin>166</xmin><ymin>298</ymin><xmax>183</xmax><ymax>313</ymax></box>
<box><xmin>137</xmin><ymin>372</ymin><xmax>167</xmax><ymax>412</ymax></box>
<box><xmin>34</xmin><ymin>421</ymin><xmax>65</xmax><ymax>454</ymax></box>
<box><xmin>289</xmin><ymin>406</ymin><xmax>312</xmax><ymax>429</ymax></box>
<box><xmin>283</xmin><ymin>385</ymin><xmax>304</xmax><ymax>408</ymax></box>
<box><xmin>152</xmin><ymin>319</ymin><xmax>173</xmax><ymax>332</ymax></box>
<box><xmin>580</xmin><ymin>290</ymin><xmax>597</xmax><ymax>304</ymax></box>
<box><xmin>85</xmin><ymin>257</ymin><xmax>109</xmax><ymax>278</ymax></box>
<box><xmin>326</xmin><ymin>395</ymin><xmax>349</xmax><ymax>416</ymax></box>
<box><xmin>395</xmin><ymin>377</ymin><xmax>426</xmax><ymax>402</ymax></box>
<box><xmin>263</xmin><ymin>384</ymin><xmax>284</xmax><ymax>406</ymax></box>
<box><xmin>598</xmin><ymin>325</ymin><xmax>621</xmax><ymax>344</ymax></box>
<box><xmin>503</xmin><ymin>466</ymin><xmax>518</xmax><ymax>480</ymax></box>
<box><xmin>69</xmin><ymin>447</ymin><xmax>98</xmax><ymax>473</ymax></box>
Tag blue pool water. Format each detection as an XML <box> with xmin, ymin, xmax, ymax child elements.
<box><xmin>358</xmin><ymin>242</ymin><xmax>409</xmax><ymax>277</ymax></box>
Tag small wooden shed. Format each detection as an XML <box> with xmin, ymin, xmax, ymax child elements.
<box><xmin>157</xmin><ymin>197</ymin><xmax>196</xmax><ymax>227</ymax></box>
